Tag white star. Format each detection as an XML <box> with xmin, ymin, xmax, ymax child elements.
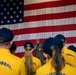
<box><xmin>13</xmin><ymin>11</ymin><xmax>16</xmax><ymax>14</ymax></box>
<box><xmin>7</xmin><ymin>4</ymin><xmax>9</xmax><ymax>6</ymax></box>
<box><xmin>20</xmin><ymin>11</ymin><xmax>22</xmax><ymax>13</ymax></box>
<box><xmin>7</xmin><ymin>20</ymin><xmax>10</xmax><ymax>23</ymax></box>
<box><xmin>10</xmin><ymin>16</ymin><xmax>13</xmax><ymax>18</ymax></box>
<box><xmin>1</xmin><ymin>4</ymin><xmax>3</xmax><ymax>7</ymax></box>
<box><xmin>4</xmin><ymin>16</ymin><xmax>6</xmax><ymax>19</ymax></box>
<box><xmin>4</xmin><ymin>8</ymin><xmax>6</xmax><ymax>11</ymax></box>
<box><xmin>4</xmin><ymin>0</ymin><xmax>6</xmax><ymax>2</ymax></box>
<box><xmin>20</xmin><ymin>2</ymin><xmax>22</xmax><ymax>5</ymax></box>
<box><xmin>16</xmin><ymin>7</ymin><xmax>19</xmax><ymax>9</ymax></box>
<box><xmin>16</xmin><ymin>15</ymin><xmax>19</xmax><ymax>18</ymax></box>
<box><xmin>1</xmin><ymin>13</ymin><xmax>3</xmax><ymax>15</ymax></box>
<box><xmin>14</xmin><ymin>20</ymin><xmax>16</xmax><ymax>22</ymax></box>
<box><xmin>7</xmin><ymin>12</ymin><xmax>9</xmax><ymax>14</ymax></box>
<box><xmin>10</xmin><ymin>7</ymin><xmax>13</xmax><ymax>10</ymax></box>
<box><xmin>13</xmin><ymin>3</ymin><xmax>16</xmax><ymax>5</ymax></box>
<box><xmin>20</xmin><ymin>19</ymin><xmax>22</xmax><ymax>22</ymax></box>
<box><xmin>1</xmin><ymin>21</ymin><xmax>3</xmax><ymax>23</ymax></box>
<box><xmin>10</xmin><ymin>0</ymin><xmax>12</xmax><ymax>2</ymax></box>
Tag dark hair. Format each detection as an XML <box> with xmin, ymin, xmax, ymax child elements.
<box><xmin>68</xmin><ymin>45</ymin><xmax>76</xmax><ymax>52</ymax></box>
<box><xmin>9</xmin><ymin>42</ymin><xmax>16</xmax><ymax>54</ymax></box>
<box><xmin>51</xmin><ymin>46</ymin><xmax>65</xmax><ymax>75</ymax></box>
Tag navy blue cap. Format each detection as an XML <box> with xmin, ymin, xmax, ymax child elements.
<box><xmin>43</xmin><ymin>37</ymin><xmax>63</xmax><ymax>53</ymax></box>
<box><xmin>10</xmin><ymin>42</ymin><xmax>16</xmax><ymax>53</ymax></box>
<box><xmin>24</xmin><ymin>42</ymin><xmax>34</xmax><ymax>50</ymax></box>
<box><xmin>68</xmin><ymin>45</ymin><xmax>76</xmax><ymax>52</ymax></box>
<box><xmin>55</xmin><ymin>34</ymin><xmax>66</xmax><ymax>42</ymax></box>
<box><xmin>0</xmin><ymin>28</ymin><xmax>14</xmax><ymax>43</ymax></box>
<box><xmin>43</xmin><ymin>37</ymin><xmax>53</xmax><ymax>53</ymax></box>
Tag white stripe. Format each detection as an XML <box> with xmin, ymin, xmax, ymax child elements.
<box><xmin>24</xmin><ymin>5</ymin><xmax>76</xmax><ymax>17</ymax></box>
<box><xmin>24</xmin><ymin>0</ymin><xmax>59</xmax><ymax>5</ymax></box>
<box><xmin>13</xmin><ymin>30</ymin><xmax>76</xmax><ymax>41</ymax></box>
<box><xmin>15</xmin><ymin>43</ymin><xmax>76</xmax><ymax>53</ymax></box>
<box><xmin>0</xmin><ymin>18</ymin><xmax>76</xmax><ymax>30</ymax></box>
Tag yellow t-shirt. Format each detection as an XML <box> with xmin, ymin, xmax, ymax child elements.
<box><xmin>63</xmin><ymin>46</ymin><xmax>76</xmax><ymax>58</ymax></box>
<box><xmin>0</xmin><ymin>48</ymin><xmax>27</xmax><ymax>75</ymax></box>
<box><xmin>36</xmin><ymin>60</ymin><xmax>76</xmax><ymax>75</ymax></box>
<box><xmin>21</xmin><ymin>55</ymin><xmax>41</xmax><ymax>73</ymax></box>
<box><xmin>63</xmin><ymin>46</ymin><xmax>76</xmax><ymax>67</ymax></box>
<box><xmin>62</xmin><ymin>53</ymin><xmax>76</xmax><ymax>68</ymax></box>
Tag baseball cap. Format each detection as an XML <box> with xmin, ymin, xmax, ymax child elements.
<box><xmin>55</xmin><ymin>34</ymin><xmax>66</xmax><ymax>42</ymax></box>
<box><xmin>24</xmin><ymin>42</ymin><xmax>34</xmax><ymax>50</ymax></box>
<box><xmin>43</xmin><ymin>37</ymin><xmax>63</xmax><ymax>53</ymax></box>
<box><xmin>0</xmin><ymin>28</ymin><xmax>14</xmax><ymax>43</ymax></box>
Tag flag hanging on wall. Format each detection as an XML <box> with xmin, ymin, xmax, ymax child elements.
<box><xmin>0</xmin><ymin>0</ymin><xmax>76</xmax><ymax>57</ymax></box>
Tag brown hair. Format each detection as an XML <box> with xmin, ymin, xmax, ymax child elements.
<box><xmin>24</xmin><ymin>50</ymin><xmax>34</xmax><ymax>75</ymax></box>
<box><xmin>51</xmin><ymin>46</ymin><xmax>65</xmax><ymax>75</ymax></box>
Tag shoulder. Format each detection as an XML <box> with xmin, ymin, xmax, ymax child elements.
<box><xmin>10</xmin><ymin>54</ymin><xmax>24</xmax><ymax>63</ymax></box>
<box><xmin>33</xmin><ymin>56</ymin><xmax>41</xmax><ymax>62</ymax></box>
<box><xmin>62</xmin><ymin>64</ymin><xmax>76</xmax><ymax>74</ymax></box>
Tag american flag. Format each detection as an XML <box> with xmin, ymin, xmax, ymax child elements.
<box><xmin>0</xmin><ymin>0</ymin><xmax>76</xmax><ymax>57</ymax></box>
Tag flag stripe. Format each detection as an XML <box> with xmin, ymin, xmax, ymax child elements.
<box><xmin>24</xmin><ymin>11</ymin><xmax>76</xmax><ymax>22</ymax></box>
<box><xmin>12</xmin><ymin>24</ymin><xmax>76</xmax><ymax>35</ymax></box>
<box><xmin>13</xmin><ymin>30</ymin><xmax>76</xmax><ymax>41</ymax></box>
<box><xmin>15</xmin><ymin>42</ymin><xmax>76</xmax><ymax>53</ymax></box>
<box><xmin>24</xmin><ymin>0</ymin><xmax>76</xmax><ymax>10</ymax></box>
<box><xmin>15</xmin><ymin>37</ymin><xmax>76</xmax><ymax>47</ymax></box>
<box><xmin>0</xmin><ymin>18</ymin><xmax>76</xmax><ymax>30</ymax></box>
<box><xmin>24</xmin><ymin>5</ymin><xmax>76</xmax><ymax>17</ymax></box>
<box><xmin>24</xmin><ymin>0</ymin><xmax>59</xmax><ymax>5</ymax></box>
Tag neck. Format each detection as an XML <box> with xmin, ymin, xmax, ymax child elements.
<box><xmin>0</xmin><ymin>46</ymin><xmax>9</xmax><ymax>49</ymax></box>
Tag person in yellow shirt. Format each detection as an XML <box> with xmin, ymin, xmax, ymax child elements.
<box><xmin>21</xmin><ymin>42</ymin><xmax>41</xmax><ymax>75</ymax></box>
<box><xmin>36</xmin><ymin>37</ymin><xmax>76</xmax><ymax>75</ymax></box>
<box><xmin>55</xmin><ymin>34</ymin><xmax>76</xmax><ymax>67</ymax></box>
<box><xmin>68</xmin><ymin>45</ymin><xmax>76</xmax><ymax>53</ymax></box>
<box><xmin>0</xmin><ymin>28</ymin><xmax>27</xmax><ymax>75</ymax></box>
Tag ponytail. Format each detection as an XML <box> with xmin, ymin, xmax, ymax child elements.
<box><xmin>24</xmin><ymin>50</ymin><xmax>34</xmax><ymax>75</ymax></box>
<box><xmin>51</xmin><ymin>46</ymin><xmax>65</xmax><ymax>75</ymax></box>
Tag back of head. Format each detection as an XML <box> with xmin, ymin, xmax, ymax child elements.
<box><xmin>24</xmin><ymin>42</ymin><xmax>34</xmax><ymax>75</ymax></box>
<box><xmin>0</xmin><ymin>28</ymin><xmax>14</xmax><ymax>47</ymax></box>
<box><xmin>43</xmin><ymin>37</ymin><xmax>65</xmax><ymax>75</ymax></box>
<box><xmin>68</xmin><ymin>45</ymin><xmax>76</xmax><ymax>52</ymax></box>
<box><xmin>9</xmin><ymin>42</ymin><xmax>16</xmax><ymax>54</ymax></box>
<box><xmin>24</xmin><ymin>42</ymin><xmax>34</xmax><ymax>51</ymax></box>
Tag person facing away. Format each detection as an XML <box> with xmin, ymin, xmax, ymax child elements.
<box><xmin>55</xmin><ymin>34</ymin><xmax>76</xmax><ymax>67</ymax></box>
<box><xmin>36</xmin><ymin>37</ymin><xmax>76</xmax><ymax>75</ymax></box>
<box><xmin>34</xmin><ymin>39</ymin><xmax>45</xmax><ymax>65</ymax></box>
<box><xmin>9</xmin><ymin>42</ymin><xmax>16</xmax><ymax>54</ymax></box>
<box><xmin>68</xmin><ymin>45</ymin><xmax>76</xmax><ymax>53</ymax></box>
<box><xmin>21</xmin><ymin>42</ymin><xmax>41</xmax><ymax>75</ymax></box>
<box><xmin>0</xmin><ymin>28</ymin><xmax>27</xmax><ymax>75</ymax></box>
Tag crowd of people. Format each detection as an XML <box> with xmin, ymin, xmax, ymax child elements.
<box><xmin>0</xmin><ymin>27</ymin><xmax>76</xmax><ymax>75</ymax></box>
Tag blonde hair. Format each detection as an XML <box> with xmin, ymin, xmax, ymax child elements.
<box><xmin>25</xmin><ymin>50</ymin><xmax>34</xmax><ymax>75</ymax></box>
<box><xmin>51</xmin><ymin>46</ymin><xmax>65</xmax><ymax>75</ymax></box>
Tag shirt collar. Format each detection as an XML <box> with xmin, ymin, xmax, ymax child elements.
<box><xmin>0</xmin><ymin>48</ymin><xmax>10</xmax><ymax>53</ymax></box>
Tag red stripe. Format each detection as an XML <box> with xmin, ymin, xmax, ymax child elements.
<box><xmin>24</xmin><ymin>11</ymin><xmax>76</xmax><ymax>22</ymax></box>
<box><xmin>12</xmin><ymin>24</ymin><xmax>76</xmax><ymax>35</ymax></box>
<box><xmin>15</xmin><ymin>52</ymin><xmax>24</xmax><ymax>58</ymax></box>
<box><xmin>24</xmin><ymin>0</ymin><xmax>76</xmax><ymax>10</ymax></box>
<box><xmin>15</xmin><ymin>37</ymin><xmax>76</xmax><ymax>46</ymax></box>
